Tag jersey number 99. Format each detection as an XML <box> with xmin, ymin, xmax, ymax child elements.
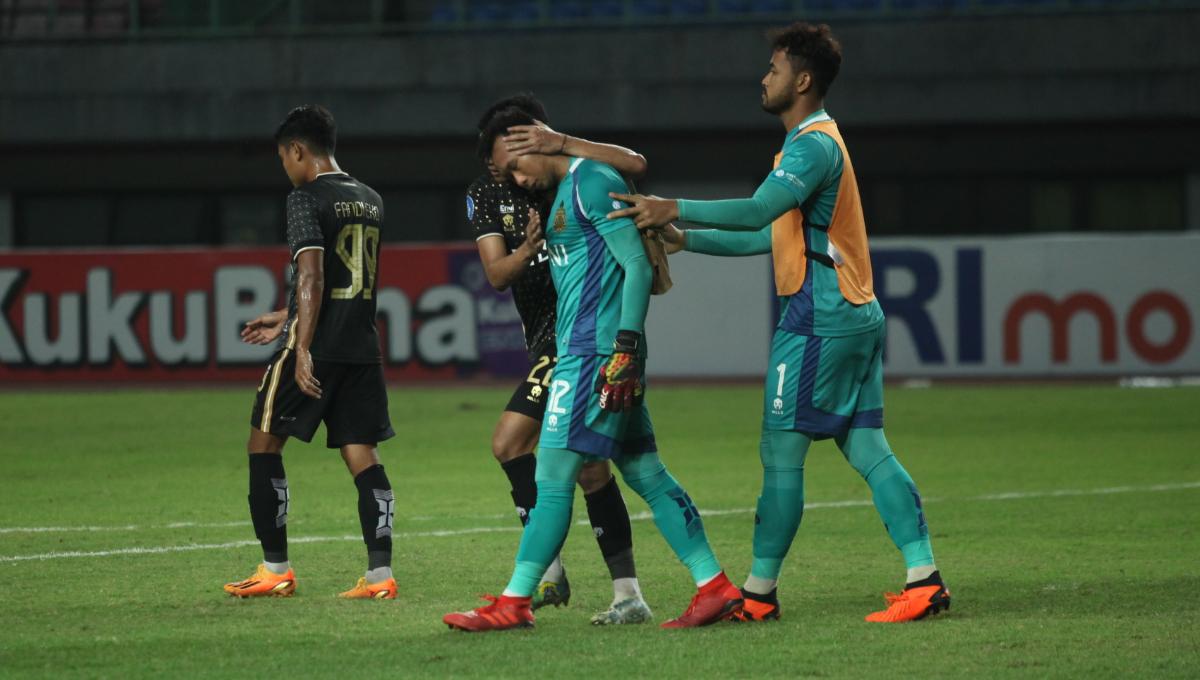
<box><xmin>331</xmin><ymin>223</ymin><xmax>381</xmax><ymax>300</ymax></box>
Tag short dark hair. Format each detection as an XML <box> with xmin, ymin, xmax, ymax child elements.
<box><xmin>768</xmin><ymin>22</ymin><xmax>842</xmax><ymax>98</ymax></box>
<box><xmin>475</xmin><ymin>92</ymin><xmax>549</xmax><ymax>133</ymax></box>
<box><xmin>274</xmin><ymin>104</ymin><xmax>337</xmax><ymax>156</ymax></box>
<box><xmin>476</xmin><ymin>106</ymin><xmax>535</xmax><ymax>160</ymax></box>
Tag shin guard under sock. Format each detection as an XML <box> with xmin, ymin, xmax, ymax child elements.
<box><xmin>616</xmin><ymin>453</ymin><xmax>721</xmax><ymax>585</ymax></box>
<box><xmin>584</xmin><ymin>475</ymin><xmax>637</xmax><ymax>580</ymax></box>
<box><xmin>501</xmin><ymin>453</ymin><xmax>538</xmax><ymax>527</ymax></box>
<box><xmin>248</xmin><ymin>453</ymin><xmax>289</xmax><ymax>564</ymax></box>
<box><xmin>354</xmin><ymin>464</ymin><xmax>394</xmax><ymax>571</ymax></box>
<box><xmin>749</xmin><ymin>430</ymin><xmax>810</xmax><ymax>586</ymax></box>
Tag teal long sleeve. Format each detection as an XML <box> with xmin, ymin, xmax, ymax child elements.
<box><xmin>600</xmin><ymin>226</ymin><xmax>652</xmax><ymax>336</ymax></box>
<box><xmin>685</xmin><ymin>225</ymin><xmax>772</xmax><ymax>256</ymax></box>
<box><xmin>676</xmin><ymin>180</ymin><xmax>797</xmax><ymax>231</ymax></box>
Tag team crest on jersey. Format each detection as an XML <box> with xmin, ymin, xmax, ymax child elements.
<box><xmin>552</xmin><ymin>205</ymin><xmax>567</xmax><ymax>232</ymax></box>
<box><xmin>502</xmin><ymin>214</ymin><xmax>515</xmax><ymax>230</ymax></box>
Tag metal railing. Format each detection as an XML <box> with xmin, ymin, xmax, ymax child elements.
<box><xmin>0</xmin><ymin>0</ymin><xmax>1194</xmax><ymax>41</ymax></box>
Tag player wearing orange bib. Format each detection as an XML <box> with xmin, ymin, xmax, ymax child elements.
<box><xmin>610</xmin><ymin>22</ymin><xmax>950</xmax><ymax>624</ymax></box>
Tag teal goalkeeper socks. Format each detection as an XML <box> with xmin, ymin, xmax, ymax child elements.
<box><xmin>749</xmin><ymin>430</ymin><xmax>812</xmax><ymax>582</ymax></box>
<box><xmin>616</xmin><ymin>452</ymin><xmax>721</xmax><ymax>585</ymax></box>
<box><xmin>504</xmin><ymin>448</ymin><xmax>582</xmax><ymax>597</ymax></box>
<box><xmin>839</xmin><ymin>428</ymin><xmax>935</xmax><ymax>569</ymax></box>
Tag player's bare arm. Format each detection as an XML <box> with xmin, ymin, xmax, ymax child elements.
<box><xmin>241</xmin><ymin>308</ymin><xmax>287</xmax><ymax>345</ymax></box>
<box><xmin>506</xmin><ymin>122</ymin><xmax>648</xmax><ymax>179</ymax></box>
<box><xmin>477</xmin><ymin>207</ymin><xmax>545</xmax><ymax>291</ymax></box>
<box><xmin>293</xmin><ymin>249</ymin><xmax>323</xmax><ymax>399</ymax></box>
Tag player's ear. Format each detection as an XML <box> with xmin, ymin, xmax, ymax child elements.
<box><xmin>289</xmin><ymin>141</ymin><xmax>305</xmax><ymax>163</ymax></box>
<box><xmin>796</xmin><ymin>71</ymin><xmax>812</xmax><ymax>96</ymax></box>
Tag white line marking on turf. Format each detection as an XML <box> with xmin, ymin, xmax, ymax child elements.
<box><xmin>0</xmin><ymin>526</ymin><xmax>525</xmax><ymax>563</ymax></box>
<box><xmin>2</xmin><ymin>481</ymin><xmax>1197</xmax><ymax>563</ymax></box>
<box><xmin>0</xmin><ymin>520</ymin><xmax>252</xmax><ymax>535</ymax></box>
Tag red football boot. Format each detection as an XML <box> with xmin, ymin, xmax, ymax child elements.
<box><xmin>443</xmin><ymin>595</ymin><xmax>535</xmax><ymax>632</ymax></box>
<box><xmin>661</xmin><ymin>572</ymin><xmax>744</xmax><ymax>629</ymax></box>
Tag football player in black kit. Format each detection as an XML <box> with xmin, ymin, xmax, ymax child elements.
<box><xmin>224</xmin><ymin>105</ymin><xmax>399</xmax><ymax>601</ymax></box>
<box><xmin>467</xmin><ymin>94</ymin><xmax>654</xmax><ymax>624</ymax></box>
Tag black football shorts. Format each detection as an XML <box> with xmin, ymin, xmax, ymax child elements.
<box><xmin>251</xmin><ymin>348</ymin><xmax>394</xmax><ymax>449</ymax></box>
<box><xmin>504</xmin><ymin>345</ymin><xmax>558</xmax><ymax>421</ymax></box>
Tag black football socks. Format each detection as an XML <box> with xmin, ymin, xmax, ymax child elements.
<box><xmin>354</xmin><ymin>464</ymin><xmax>394</xmax><ymax>575</ymax></box>
<box><xmin>585</xmin><ymin>475</ymin><xmax>637</xmax><ymax>581</ymax></box>
<box><xmin>501</xmin><ymin>453</ymin><xmax>538</xmax><ymax>527</ymax></box>
<box><xmin>247</xmin><ymin>453</ymin><xmax>289</xmax><ymax>565</ymax></box>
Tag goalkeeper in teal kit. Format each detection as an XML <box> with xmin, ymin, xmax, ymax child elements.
<box><xmin>610</xmin><ymin>22</ymin><xmax>951</xmax><ymax>623</ymax></box>
<box><xmin>443</xmin><ymin>107</ymin><xmax>744</xmax><ymax>632</ymax></box>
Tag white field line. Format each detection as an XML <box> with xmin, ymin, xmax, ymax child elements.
<box><xmin>0</xmin><ymin>520</ymin><xmax>252</xmax><ymax>535</ymax></box>
<box><xmin>1</xmin><ymin>481</ymin><xmax>1197</xmax><ymax>564</ymax></box>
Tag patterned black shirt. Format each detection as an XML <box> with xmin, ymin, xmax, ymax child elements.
<box><xmin>280</xmin><ymin>172</ymin><xmax>384</xmax><ymax>364</ymax></box>
<box><xmin>467</xmin><ymin>174</ymin><xmax>556</xmax><ymax>357</ymax></box>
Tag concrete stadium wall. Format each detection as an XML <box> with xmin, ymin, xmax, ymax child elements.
<box><xmin>1</xmin><ymin>9</ymin><xmax>1198</xmax><ymax>145</ymax></box>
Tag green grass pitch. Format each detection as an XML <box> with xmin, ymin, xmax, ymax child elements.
<box><xmin>1</xmin><ymin>383</ymin><xmax>1198</xmax><ymax>678</ymax></box>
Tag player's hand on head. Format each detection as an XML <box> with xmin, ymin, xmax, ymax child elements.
<box><xmin>294</xmin><ymin>348</ymin><xmax>322</xmax><ymax>399</ymax></box>
<box><xmin>607</xmin><ymin>192</ymin><xmax>679</xmax><ymax>230</ymax></box>
<box><xmin>506</xmin><ymin>122</ymin><xmax>566</xmax><ymax>156</ymax></box>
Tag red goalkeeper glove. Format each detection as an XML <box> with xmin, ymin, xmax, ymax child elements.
<box><xmin>594</xmin><ymin>330</ymin><xmax>644</xmax><ymax>413</ymax></box>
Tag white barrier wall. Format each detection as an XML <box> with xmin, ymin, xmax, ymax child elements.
<box><xmin>646</xmin><ymin>234</ymin><xmax>1200</xmax><ymax>378</ymax></box>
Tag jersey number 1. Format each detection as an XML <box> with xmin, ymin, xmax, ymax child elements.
<box><xmin>331</xmin><ymin>223</ymin><xmax>381</xmax><ymax>300</ymax></box>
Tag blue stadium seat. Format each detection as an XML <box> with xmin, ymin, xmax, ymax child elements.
<box><xmin>430</xmin><ymin>1</ymin><xmax>458</xmax><ymax>24</ymax></box>
<box><xmin>632</xmin><ymin>0</ymin><xmax>671</xmax><ymax>17</ymax></box>
<box><xmin>888</xmin><ymin>0</ymin><xmax>968</xmax><ymax>9</ymax></box>
<box><xmin>717</xmin><ymin>0</ymin><xmax>754</xmax><ymax>13</ymax></box>
<box><xmin>670</xmin><ymin>0</ymin><xmax>710</xmax><ymax>16</ymax></box>
<box><xmin>549</xmin><ymin>0</ymin><xmax>590</xmax><ymax>19</ymax></box>
<box><xmin>465</xmin><ymin>0</ymin><xmax>540</xmax><ymax>23</ymax></box>
<box><xmin>750</xmin><ymin>0</ymin><xmax>791</xmax><ymax>13</ymax></box>
<box><xmin>592</xmin><ymin>0</ymin><xmax>626</xmax><ymax>18</ymax></box>
<box><xmin>549</xmin><ymin>0</ymin><xmax>626</xmax><ymax>20</ymax></box>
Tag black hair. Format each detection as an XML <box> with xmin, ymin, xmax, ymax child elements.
<box><xmin>768</xmin><ymin>22</ymin><xmax>842</xmax><ymax>98</ymax></box>
<box><xmin>476</xmin><ymin>106</ymin><xmax>536</xmax><ymax>160</ymax></box>
<box><xmin>274</xmin><ymin>104</ymin><xmax>337</xmax><ymax>156</ymax></box>
<box><xmin>475</xmin><ymin>92</ymin><xmax>549</xmax><ymax>133</ymax></box>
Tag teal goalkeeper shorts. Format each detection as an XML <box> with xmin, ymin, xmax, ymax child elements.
<box><xmin>762</xmin><ymin>322</ymin><xmax>886</xmax><ymax>439</ymax></box>
<box><xmin>538</xmin><ymin>353</ymin><xmax>657</xmax><ymax>460</ymax></box>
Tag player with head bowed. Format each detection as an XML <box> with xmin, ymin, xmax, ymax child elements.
<box><xmin>465</xmin><ymin>93</ymin><xmax>653</xmax><ymax>625</ymax></box>
<box><xmin>443</xmin><ymin>105</ymin><xmax>744</xmax><ymax>632</ymax></box>
<box><xmin>608</xmin><ymin>22</ymin><xmax>951</xmax><ymax>623</ymax></box>
<box><xmin>224</xmin><ymin>105</ymin><xmax>398</xmax><ymax>601</ymax></box>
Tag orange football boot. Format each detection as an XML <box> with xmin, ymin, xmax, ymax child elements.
<box><xmin>733</xmin><ymin>589</ymin><xmax>781</xmax><ymax>622</ymax></box>
<box><xmin>865</xmin><ymin>583</ymin><xmax>951</xmax><ymax>622</ymax></box>
<box><xmin>339</xmin><ymin>577</ymin><xmax>398</xmax><ymax>600</ymax></box>
<box><xmin>223</xmin><ymin>563</ymin><xmax>296</xmax><ymax>598</ymax></box>
<box><xmin>444</xmin><ymin>595</ymin><xmax>535</xmax><ymax>632</ymax></box>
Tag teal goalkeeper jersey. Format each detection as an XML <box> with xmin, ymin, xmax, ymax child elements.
<box><xmin>546</xmin><ymin>158</ymin><xmax>646</xmax><ymax>357</ymax></box>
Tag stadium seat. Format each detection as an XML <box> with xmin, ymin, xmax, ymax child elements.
<box><xmin>670</xmin><ymin>0</ymin><xmax>710</xmax><ymax>16</ymax></box>
<box><xmin>632</xmin><ymin>0</ymin><xmax>671</xmax><ymax>17</ymax></box>
<box><xmin>430</xmin><ymin>1</ymin><xmax>458</xmax><ymax>24</ymax></box>
<box><xmin>549</xmin><ymin>0</ymin><xmax>591</xmax><ymax>20</ymax></box>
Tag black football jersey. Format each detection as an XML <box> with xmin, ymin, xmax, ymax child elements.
<box><xmin>467</xmin><ymin>174</ymin><xmax>556</xmax><ymax>356</ymax></box>
<box><xmin>280</xmin><ymin>172</ymin><xmax>383</xmax><ymax>364</ymax></box>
